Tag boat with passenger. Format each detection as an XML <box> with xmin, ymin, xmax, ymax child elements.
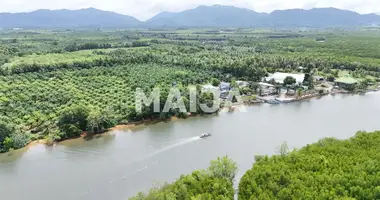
<box><xmin>200</xmin><ymin>133</ymin><xmax>212</xmax><ymax>138</ymax></box>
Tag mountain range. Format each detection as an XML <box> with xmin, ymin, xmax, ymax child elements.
<box><xmin>145</xmin><ymin>5</ymin><xmax>267</xmax><ymax>27</ymax></box>
<box><xmin>0</xmin><ymin>8</ymin><xmax>140</xmax><ymax>28</ymax></box>
<box><xmin>1</xmin><ymin>5</ymin><xmax>379</xmax><ymax>28</ymax></box>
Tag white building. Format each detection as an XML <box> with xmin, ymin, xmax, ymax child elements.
<box><xmin>265</xmin><ymin>72</ymin><xmax>305</xmax><ymax>84</ymax></box>
<box><xmin>236</xmin><ymin>81</ymin><xmax>249</xmax><ymax>88</ymax></box>
<box><xmin>202</xmin><ymin>84</ymin><xmax>218</xmax><ymax>90</ymax></box>
<box><xmin>259</xmin><ymin>82</ymin><xmax>275</xmax><ymax>88</ymax></box>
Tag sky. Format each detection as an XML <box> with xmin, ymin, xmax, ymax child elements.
<box><xmin>0</xmin><ymin>0</ymin><xmax>379</xmax><ymax>20</ymax></box>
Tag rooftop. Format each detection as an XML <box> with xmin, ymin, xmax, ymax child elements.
<box><xmin>265</xmin><ymin>72</ymin><xmax>305</xmax><ymax>84</ymax></box>
<box><xmin>220</xmin><ymin>82</ymin><xmax>231</xmax><ymax>91</ymax></box>
<box><xmin>203</xmin><ymin>84</ymin><xmax>218</xmax><ymax>90</ymax></box>
<box><xmin>259</xmin><ymin>82</ymin><xmax>275</xmax><ymax>87</ymax></box>
<box><xmin>335</xmin><ymin>76</ymin><xmax>358</xmax><ymax>85</ymax></box>
<box><xmin>236</xmin><ymin>81</ymin><xmax>249</xmax><ymax>87</ymax></box>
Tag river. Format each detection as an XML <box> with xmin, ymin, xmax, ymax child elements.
<box><xmin>1</xmin><ymin>93</ymin><xmax>380</xmax><ymax>200</ymax></box>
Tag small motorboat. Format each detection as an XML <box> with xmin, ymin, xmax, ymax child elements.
<box><xmin>200</xmin><ymin>133</ymin><xmax>212</xmax><ymax>139</ymax></box>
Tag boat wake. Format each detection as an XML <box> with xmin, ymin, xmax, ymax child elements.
<box><xmin>78</xmin><ymin>136</ymin><xmax>201</xmax><ymax>198</ymax></box>
<box><xmin>148</xmin><ymin>136</ymin><xmax>201</xmax><ymax>157</ymax></box>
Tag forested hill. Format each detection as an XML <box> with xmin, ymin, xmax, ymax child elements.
<box><xmin>148</xmin><ymin>5</ymin><xmax>380</xmax><ymax>28</ymax></box>
<box><xmin>0</xmin><ymin>8</ymin><xmax>141</xmax><ymax>28</ymax></box>
<box><xmin>1</xmin><ymin>5</ymin><xmax>380</xmax><ymax>28</ymax></box>
<box><xmin>266</xmin><ymin>8</ymin><xmax>380</xmax><ymax>28</ymax></box>
<box><xmin>145</xmin><ymin>5</ymin><xmax>266</xmax><ymax>27</ymax></box>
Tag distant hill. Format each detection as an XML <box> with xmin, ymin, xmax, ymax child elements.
<box><xmin>265</xmin><ymin>8</ymin><xmax>380</xmax><ymax>27</ymax></box>
<box><xmin>1</xmin><ymin>5</ymin><xmax>380</xmax><ymax>28</ymax></box>
<box><xmin>0</xmin><ymin>8</ymin><xmax>140</xmax><ymax>28</ymax></box>
<box><xmin>147</xmin><ymin>5</ymin><xmax>380</xmax><ymax>28</ymax></box>
<box><xmin>146</xmin><ymin>5</ymin><xmax>266</xmax><ymax>27</ymax></box>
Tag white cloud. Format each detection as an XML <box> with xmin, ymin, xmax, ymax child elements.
<box><xmin>0</xmin><ymin>0</ymin><xmax>379</xmax><ymax>20</ymax></box>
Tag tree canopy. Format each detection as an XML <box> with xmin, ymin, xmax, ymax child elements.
<box><xmin>130</xmin><ymin>156</ymin><xmax>237</xmax><ymax>200</ymax></box>
<box><xmin>283</xmin><ymin>76</ymin><xmax>297</xmax><ymax>86</ymax></box>
<box><xmin>0</xmin><ymin>120</ymin><xmax>15</xmax><ymax>152</ymax></box>
<box><xmin>239</xmin><ymin>131</ymin><xmax>380</xmax><ymax>200</ymax></box>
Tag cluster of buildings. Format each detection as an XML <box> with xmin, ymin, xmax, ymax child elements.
<box><xmin>203</xmin><ymin>81</ymin><xmax>249</xmax><ymax>100</ymax></box>
<box><xmin>202</xmin><ymin>71</ymin><xmax>362</xmax><ymax>102</ymax></box>
<box><xmin>263</xmin><ymin>72</ymin><xmax>359</xmax><ymax>90</ymax></box>
<box><xmin>202</xmin><ymin>82</ymin><xmax>231</xmax><ymax>99</ymax></box>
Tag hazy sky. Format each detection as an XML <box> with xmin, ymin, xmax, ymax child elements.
<box><xmin>1</xmin><ymin>0</ymin><xmax>379</xmax><ymax>20</ymax></box>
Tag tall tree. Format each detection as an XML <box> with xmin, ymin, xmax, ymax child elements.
<box><xmin>208</xmin><ymin>155</ymin><xmax>238</xmax><ymax>182</ymax></box>
<box><xmin>57</xmin><ymin>104</ymin><xmax>89</xmax><ymax>139</ymax></box>
<box><xmin>283</xmin><ymin>76</ymin><xmax>296</xmax><ymax>86</ymax></box>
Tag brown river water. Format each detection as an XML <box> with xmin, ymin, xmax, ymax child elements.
<box><xmin>1</xmin><ymin>92</ymin><xmax>380</xmax><ymax>200</ymax></box>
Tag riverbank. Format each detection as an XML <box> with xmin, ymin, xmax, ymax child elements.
<box><xmin>109</xmin><ymin>116</ymin><xmax>185</xmax><ymax>131</ymax></box>
<box><xmin>3</xmin><ymin>92</ymin><xmax>380</xmax><ymax>200</ymax></box>
<box><xmin>2</xmin><ymin>90</ymin><xmax>377</xmax><ymax>154</ymax></box>
<box><xmin>7</xmin><ymin>115</ymin><xmax>202</xmax><ymax>153</ymax></box>
<box><xmin>257</xmin><ymin>90</ymin><xmax>329</xmax><ymax>104</ymax></box>
<box><xmin>0</xmin><ymin>95</ymin><xmax>303</xmax><ymax>153</ymax></box>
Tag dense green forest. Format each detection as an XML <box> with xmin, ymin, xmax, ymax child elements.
<box><xmin>1</xmin><ymin>28</ymin><xmax>380</xmax><ymax>152</ymax></box>
<box><xmin>239</xmin><ymin>131</ymin><xmax>380</xmax><ymax>200</ymax></box>
<box><xmin>130</xmin><ymin>131</ymin><xmax>380</xmax><ymax>200</ymax></box>
<box><xmin>130</xmin><ymin>156</ymin><xmax>237</xmax><ymax>200</ymax></box>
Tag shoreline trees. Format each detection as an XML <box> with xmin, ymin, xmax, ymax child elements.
<box><xmin>129</xmin><ymin>131</ymin><xmax>380</xmax><ymax>199</ymax></box>
<box><xmin>130</xmin><ymin>156</ymin><xmax>237</xmax><ymax>200</ymax></box>
<box><xmin>238</xmin><ymin>131</ymin><xmax>380</xmax><ymax>200</ymax></box>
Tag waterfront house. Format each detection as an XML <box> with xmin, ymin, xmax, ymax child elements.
<box><xmin>259</xmin><ymin>82</ymin><xmax>275</xmax><ymax>89</ymax></box>
<box><xmin>265</xmin><ymin>72</ymin><xmax>305</xmax><ymax>85</ymax></box>
<box><xmin>220</xmin><ymin>82</ymin><xmax>231</xmax><ymax>99</ymax></box>
<box><xmin>203</xmin><ymin>84</ymin><xmax>218</xmax><ymax>91</ymax></box>
<box><xmin>236</xmin><ymin>81</ymin><xmax>249</xmax><ymax>88</ymax></box>
<box><xmin>335</xmin><ymin>76</ymin><xmax>358</xmax><ymax>88</ymax></box>
<box><xmin>258</xmin><ymin>82</ymin><xmax>277</xmax><ymax>96</ymax></box>
<box><xmin>220</xmin><ymin>82</ymin><xmax>231</xmax><ymax>91</ymax></box>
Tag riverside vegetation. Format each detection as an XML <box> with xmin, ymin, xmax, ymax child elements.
<box><xmin>130</xmin><ymin>156</ymin><xmax>237</xmax><ymax>200</ymax></box>
<box><xmin>1</xmin><ymin>28</ymin><xmax>380</xmax><ymax>152</ymax></box>
<box><xmin>131</xmin><ymin>131</ymin><xmax>380</xmax><ymax>200</ymax></box>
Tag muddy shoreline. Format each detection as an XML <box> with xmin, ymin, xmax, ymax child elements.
<box><xmin>3</xmin><ymin>91</ymin><xmax>376</xmax><ymax>154</ymax></box>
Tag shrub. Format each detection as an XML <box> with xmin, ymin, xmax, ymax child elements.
<box><xmin>239</xmin><ymin>131</ymin><xmax>380</xmax><ymax>200</ymax></box>
<box><xmin>86</xmin><ymin>108</ymin><xmax>116</xmax><ymax>134</ymax></box>
<box><xmin>10</xmin><ymin>133</ymin><xmax>30</xmax><ymax>149</ymax></box>
<box><xmin>130</xmin><ymin>156</ymin><xmax>237</xmax><ymax>200</ymax></box>
<box><xmin>0</xmin><ymin>121</ymin><xmax>15</xmax><ymax>151</ymax></box>
<box><xmin>2</xmin><ymin>137</ymin><xmax>14</xmax><ymax>152</ymax></box>
<box><xmin>0</xmin><ymin>121</ymin><xmax>13</xmax><ymax>144</ymax></box>
<box><xmin>57</xmin><ymin>105</ymin><xmax>89</xmax><ymax>139</ymax></box>
<box><xmin>211</xmin><ymin>78</ymin><xmax>220</xmax><ymax>87</ymax></box>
